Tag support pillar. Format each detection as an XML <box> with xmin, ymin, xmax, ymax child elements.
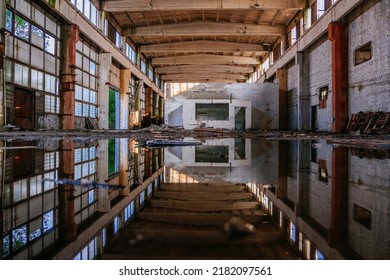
<box><xmin>281</xmin><ymin>33</ymin><xmax>288</xmax><ymax>55</ymax></box>
<box><xmin>97</xmin><ymin>139</ymin><xmax>110</xmax><ymax>212</ymax></box>
<box><xmin>328</xmin><ymin>146</ymin><xmax>349</xmax><ymax>249</ymax></box>
<box><xmin>277</xmin><ymin>141</ymin><xmax>287</xmax><ymax>199</ymax></box>
<box><xmin>296</xmin><ymin>52</ymin><xmax>310</xmax><ymax>131</ymax></box>
<box><xmin>144</xmin><ymin>87</ymin><xmax>153</xmax><ymax>127</ymax></box>
<box><xmin>58</xmin><ymin>141</ymin><xmax>77</xmax><ymax>243</ymax></box>
<box><xmin>277</xmin><ymin>68</ymin><xmax>287</xmax><ymax>130</ymax></box>
<box><xmin>0</xmin><ymin>140</ymin><xmax>4</xmax><ymax>259</ymax></box>
<box><xmin>120</xmin><ymin>69</ymin><xmax>130</xmax><ymax>130</ymax></box>
<box><xmin>295</xmin><ymin>140</ymin><xmax>310</xmax><ymax>216</ymax></box>
<box><xmin>98</xmin><ymin>53</ymin><xmax>112</xmax><ymax>130</ymax></box>
<box><xmin>158</xmin><ymin>95</ymin><xmax>164</xmax><ymax>125</ymax></box>
<box><xmin>0</xmin><ymin>42</ymin><xmax>5</xmax><ymax>126</ymax></box>
<box><xmin>119</xmin><ymin>138</ymin><xmax>130</xmax><ymax>196</ymax></box>
<box><xmin>60</xmin><ymin>24</ymin><xmax>79</xmax><ymax>130</ymax></box>
<box><xmin>328</xmin><ymin>22</ymin><xmax>349</xmax><ymax>133</ymax></box>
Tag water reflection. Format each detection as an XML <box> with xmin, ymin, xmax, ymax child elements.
<box><xmin>0</xmin><ymin>138</ymin><xmax>389</xmax><ymax>259</ymax></box>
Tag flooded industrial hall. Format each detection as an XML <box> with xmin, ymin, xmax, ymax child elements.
<box><xmin>1</xmin><ymin>137</ymin><xmax>389</xmax><ymax>260</ymax></box>
<box><xmin>0</xmin><ymin>0</ymin><xmax>389</xmax><ymax>261</ymax></box>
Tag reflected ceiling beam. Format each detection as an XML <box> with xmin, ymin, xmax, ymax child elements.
<box><xmin>155</xmin><ymin>65</ymin><xmax>254</xmax><ymax>74</ymax></box>
<box><xmin>152</xmin><ymin>54</ymin><xmax>259</xmax><ymax>65</ymax></box>
<box><xmin>124</xmin><ymin>22</ymin><xmax>285</xmax><ymax>36</ymax></box>
<box><xmin>162</xmin><ymin>78</ymin><xmax>241</xmax><ymax>83</ymax></box>
<box><xmin>162</xmin><ymin>73</ymin><xmax>247</xmax><ymax>81</ymax></box>
<box><xmin>103</xmin><ymin>0</ymin><xmax>304</xmax><ymax>12</ymax></box>
<box><xmin>140</xmin><ymin>40</ymin><xmax>270</xmax><ymax>53</ymax></box>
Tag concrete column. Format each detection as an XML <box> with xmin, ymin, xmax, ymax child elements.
<box><xmin>98</xmin><ymin>53</ymin><xmax>112</xmax><ymax>130</ymax></box>
<box><xmin>296</xmin><ymin>52</ymin><xmax>310</xmax><ymax>131</ymax></box>
<box><xmin>58</xmin><ymin>141</ymin><xmax>77</xmax><ymax>243</ymax></box>
<box><xmin>158</xmin><ymin>95</ymin><xmax>164</xmax><ymax>125</ymax></box>
<box><xmin>328</xmin><ymin>22</ymin><xmax>349</xmax><ymax>133</ymax></box>
<box><xmin>328</xmin><ymin>146</ymin><xmax>349</xmax><ymax>250</ymax></box>
<box><xmin>277</xmin><ymin>68</ymin><xmax>287</xmax><ymax>130</ymax></box>
<box><xmin>277</xmin><ymin>141</ymin><xmax>287</xmax><ymax>199</ymax></box>
<box><xmin>295</xmin><ymin>140</ymin><xmax>310</xmax><ymax>216</ymax></box>
<box><xmin>144</xmin><ymin>87</ymin><xmax>153</xmax><ymax>127</ymax></box>
<box><xmin>119</xmin><ymin>138</ymin><xmax>130</xmax><ymax>196</ymax></box>
<box><xmin>120</xmin><ymin>69</ymin><xmax>130</xmax><ymax>130</ymax></box>
<box><xmin>0</xmin><ymin>141</ymin><xmax>3</xmax><ymax>259</ymax></box>
<box><xmin>97</xmin><ymin>139</ymin><xmax>110</xmax><ymax>212</ymax></box>
<box><xmin>60</xmin><ymin>24</ymin><xmax>79</xmax><ymax>130</ymax></box>
<box><xmin>0</xmin><ymin>42</ymin><xmax>4</xmax><ymax>126</ymax></box>
<box><xmin>281</xmin><ymin>33</ymin><xmax>288</xmax><ymax>54</ymax></box>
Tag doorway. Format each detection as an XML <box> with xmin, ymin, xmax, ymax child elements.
<box><xmin>14</xmin><ymin>87</ymin><xmax>34</xmax><ymax>129</ymax></box>
<box><xmin>235</xmin><ymin>107</ymin><xmax>246</xmax><ymax>130</ymax></box>
<box><xmin>109</xmin><ymin>88</ymin><xmax>120</xmax><ymax>129</ymax></box>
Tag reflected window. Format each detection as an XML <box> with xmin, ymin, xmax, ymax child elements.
<box><xmin>319</xmin><ymin>86</ymin><xmax>328</xmax><ymax>109</ymax></box>
<box><xmin>88</xmin><ymin>190</ymin><xmax>94</xmax><ymax>204</ymax></box>
<box><xmin>108</xmin><ymin>139</ymin><xmax>120</xmax><ymax>177</ymax></box>
<box><xmin>195</xmin><ymin>146</ymin><xmax>229</xmax><ymax>163</ymax></box>
<box><xmin>3</xmin><ymin>235</ymin><xmax>10</xmax><ymax>257</ymax></box>
<box><xmin>43</xmin><ymin>210</ymin><xmax>54</xmax><ymax>233</ymax></box>
<box><xmin>29</xmin><ymin>229</ymin><xmax>42</xmax><ymax>241</ymax></box>
<box><xmin>353</xmin><ymin>204</ymin><xmax>372</xmax><ymax>230</ymax></box>
<box><xmin>140</xmin><ymin>191</ymin><xmax>145</xmax><ymax>206</ymax></box>
<box><xmin>114</xmin><ymin>217</ymin><xmax>120</xmax><ymax>234</ymax></box>
<box><xmin>12</xmin><ymin>224</ymin><xmax>28</xmax><ymax>251</ymax></box>
<box><xmin>318</xmin><ymin>159</ymin><xmax>328</xmax><ymax>183</ymax></box>
<box><xmin>290</xmin><ymin>223</ymin><xmax>296</xmax><ymax>243</ymax></box>
<box><xmin>316</xmin><ymin>250</ymin><xmax>325</xmax><ymax>260</ymax></box>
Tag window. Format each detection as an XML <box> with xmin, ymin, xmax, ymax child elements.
<box><xmin>108</xmin><ymin>139</ymin><xmax>120</xmax><ymax>177</ymax></box>
<box><xmin>318</xmin><ymin>159</ymin><xmax>328</xmax><ymax>183</ymax></box>
<box><xmin>319</xmin><ymin>86</ymin><xmax>328</xmax><ymax>109</ymax></box>
<box><xmin>290</xmin><ymin>223</ymin><xmax>296</xmax><ymax>242</ymax></box>
<box><xmin>5</xmin><ymin>9</ymin><xmax>13</xmax><ymax>32</ymax></box>
<box><xmin>353</xmin><ymin>204</ymin><xmax>371</xmax><ymax>229</ymax></box>
<box><xmin>195</xmin><ymin>146</ymin><xmax>229</xmax><ymax>163</ymax></box>
<box><xmin>126</xmin><ymin>43</ymin><xmax>138</xmax><ymax>64</ymax></box>
<box><xmin>43</xmin><ymin>210</ymin><xmax>54</xmax><ymax>233</ymax></box>
<box><xmin>12</xmin><ymin>225</ymin><xmax>28</xmax><ymax>251</ymax></box>
<box><xmin>317</xmin><ymin>0</ymin><xmax>326</xmax><ymax>18</ymax></box>
<box><xmin>316</xmin><ymin>250</ymin><xmax>325</xmax><ymax>260</ymax></box>
<box><xmin>140</xmin><ymin>59</ymin><xmax>147</xmax><ymax>74</ymax></box>
<box><xmin>195</xmin><ymin>103</ymin><xmax>229</xmax><ymax>121</ymax></box>
<box><xmin>14</xmin><ymin>14</ymin><xmax>30</xmax><ymax>40</ymax></box>
<box><xmin>291</xmin><ymin>26</ymin><xmax>297</xmax><ymax>45</ymax></box>
<box><xmin>355</xmin><ymin>42</ymin><xmax>372</xmax><ymax>66</ymax></box>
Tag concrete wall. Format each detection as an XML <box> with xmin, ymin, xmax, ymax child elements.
<box><xmin>166</xmin><ymin>83</ymin><xmax>279</xmax><ymax>130</ymax></box>
<box><xmin>287</xmin><ymin>64</ymin><xmax>298</xmax><ymax>130</ymax></box>
<box><xmin>348</xmin><ymin>155</ymin><xmax>390</xmax><ymax>259</ymax></box>
<box><xmin>348</xmin><ymin>0</ymin><xmax>390</xmax><ymax>114</ymax></box>
<box><xmin>308</xmin><ymin>38</ymin><xmax>333</xmax><ymax>131</ymax></box>
<box><xmin>165</xmin><ymin>138</ymin><xmax>279</xmax><ymax>185</ymax></box>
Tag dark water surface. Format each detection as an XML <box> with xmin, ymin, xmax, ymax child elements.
<box><xmin>1</xmin><ymin>137</ymin><xmax>389</xmax><ymax>260</ymax></box>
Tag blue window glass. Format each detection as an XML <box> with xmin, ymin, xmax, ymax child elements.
<box><xmin>5</xmin><ymin>9</ymin><xmax>13</xmax><ymax>32</ymax></box>
<box><xmin>12</xmin><ymin>225</ymin><xmax>27</xmax><ymax>251</ymax></box>
<box><xmin>43</xmin><ymin>210</ymin><xmax>54</xmax><ymax>233</ymax></box>
<box><xmin>3</xmin><ymin>235</ymin><xmax>10</xmax><ymax>257</ymax></box>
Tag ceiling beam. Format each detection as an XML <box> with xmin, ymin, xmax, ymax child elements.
<box><xmin>124</xmin><ymin>22</ymin><xmax>285</xmax><ymax>37</ymax></box>
<box><xmin>103</xmin><ymin>0</ymin><xmax>304</xmax><ymax>12</ymax></box>
<box><xmin>165</xmin><ymin>78</ymin><xmax>241</xmax><ymax>83</ymax></box>
<box><xmin>152</xmin><ymin>54</ymin><xmax>259</xmax><ymax>65</ymax></box>
<box><xmin>162</xmin><ymin>73</ymin><xmax>246</xmax><ymax>80</ymax></box>
<box><xmin>155</xmin><ymin>65</ymin><xmax>254</xmax><ymax>74</ymax></box>
<box><xmin>140</xmin><ymin>40</ymin><xmax>270</xmax><ymax>53</ymax></box>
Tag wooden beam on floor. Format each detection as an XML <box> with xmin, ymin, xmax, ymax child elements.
<box><xmin>150</xmin><ymin>200</ymin><xmax>260</xmax><ymax>212</ymax></box>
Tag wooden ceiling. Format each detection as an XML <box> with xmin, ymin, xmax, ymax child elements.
<box><xmin>102</xmin><ymin>0</ymin><xmax>305</xmax><ymax>83</ymax></box>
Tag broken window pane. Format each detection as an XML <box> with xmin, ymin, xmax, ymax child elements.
<box><xmin>12</xmin><ymin>225</ymin><xmax>28</xmax><ymax>251</ymax></box>
<box><xmin>45</xmin><ymin>33</ymin><xmax>55</xmax><ymax>54</ymax></box>
<box><xmin>43</xmin><ymin>210</ymin><xmax>54</xmax><ymax>232</ymax></box>
<box><xmin>14</xmin><ymin>15</ymin><xmax>30</xmax><ymax>40</ymax></box>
